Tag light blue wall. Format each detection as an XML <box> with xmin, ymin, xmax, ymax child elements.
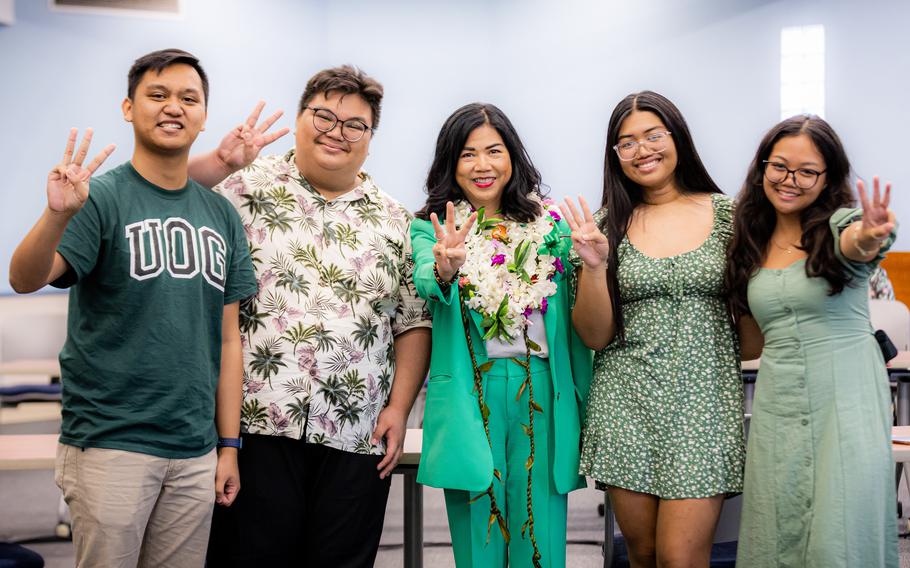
<box><xmin>1</xmin><ymin>0</ymin><xmax>907</xmax><ymax>294</ymax></box>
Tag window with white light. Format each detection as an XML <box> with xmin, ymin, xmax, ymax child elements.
<box><xmin>780</xmin><ymin>25</ymin><xmax>825</xmax><ymax>119</ymax></box>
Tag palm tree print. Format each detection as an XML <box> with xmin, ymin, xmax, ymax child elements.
<box><xmin>262</xmin><ymin>208</ymin><xmax>294</xmax><ymax>236</ymax></box>
<box><xmin>240</xmin><ymin>296</ymin><xmax>268</xmax><ymax>336</ymax></box>
<box><xmin>285</xmin><ymin>396</ymin><xmax>309</xmax><ymax>438</ymax></box>
<box><xmin>353</xmin><ymin>201</ymin><xmax>383</xmax><ymax>227</ymax></box>
<box><xmin>334</xmin><ymin>398</ymin><xmax>363</xmax><ymax>431</ymax></box>
<box><xmin>214</xmin><ymin>151</ymin><xmax>431</xmax><ymax>455</ymax></box>
<box><xmin>268</xmin><ymin>185</ymin><xmax>297</xmax><ymax>211</ymax></box>
<box><xmin>289</xmin><ymin>241</ymin><xmax>321</xmax><ymax>272</ymax></box>
<box><xmin>352</xmin><ymin>314</ymin><xmax>378</xmax><ymax>353</ymax></box>
<box><xmin>334</xmin><ymin>223</ymin><xmax>360</xmax><ymax>251</ymax></box>
<box><xmin>241</xmin><ymin>398</ymin><xmax>269</xmax><ymax>431</ymax></box>
<box><xmin>249</xmin><ymin>337</ymin><xmax>288</xmax><ymax>387</ymax></box>
<box><xmin>269</xmin><ymin>254</ymin><xmax>309</xmax><ymax>299</ymax></box>
<box><xmin>333</xmin><ymin>277</ymin><xmax>367</xmax><ymax>311</ymax></box>
<box><xmin>240</xmin><ymin>189</ymin><xmax>274</xmax><ymax>220</ymax></box>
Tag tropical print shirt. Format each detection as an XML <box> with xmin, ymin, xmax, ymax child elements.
<box><xmin>214</xmin><ymin>150</ymin><xmax>431</xmax><ymax>454</ymax></box>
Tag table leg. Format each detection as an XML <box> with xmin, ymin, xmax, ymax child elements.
<box><xmin>897</xmin><ymin>373</ymin><xmax>910</xmax><ymax>426</ymax></box>
<box><xmin>743</xmin><ymin>381</ymin><xmax>755</xmax><ymax>416</ymax></box>
<box><xmin>603</xmin><ymin>490</ymin><xmax>613</xmax><ymax>568</ymax></box>
<box><xmin>895</xmin><ymin>374</ymin><xmax>910</xmax><ymax>516</ymax></box>
<box><xmin>403</xmin><ymin>471</ymin><xmax>423</xmax><ymax>568</ymax></box>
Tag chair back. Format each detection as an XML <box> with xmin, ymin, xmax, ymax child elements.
<box><xmin>0</xmin><ymin>293</ymin><xmax>68</xmax><ymax>362</ymax></box>
<box><xmin>869</xmin><ymin>299</ymin><xmax>910</xmax><ymax>351</ymax></box>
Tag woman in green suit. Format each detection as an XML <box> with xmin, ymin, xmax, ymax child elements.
<box><xmin>411</xmin><ymin>103</ymin><xmax>592</xmax><ymax>568</ymax></box>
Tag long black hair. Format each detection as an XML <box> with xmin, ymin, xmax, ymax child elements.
<box><xmin>599</xmin><ymin>91</ymin><xmax>722</xmax><ymax>340</ymax></box>
<box><xmin>415</xmin><ymin>103</ymin><xmax>543</xmax><ymax>222</ymax></box>
<box><xmin>726</xmin><ymin>115</ymin><xmax>854</xmax><ymax>317</ymax></box>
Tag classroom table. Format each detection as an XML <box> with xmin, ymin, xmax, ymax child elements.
<box><xmin>0</xmin><ymin>430</ymin><xmax>428</xmax><ymax>566</ymax></box>
<box><xmin>0</xmin><ymin>434</ymin><xmax>57</xmax><ymax>470</ymax></box>
<box><xmin>892</xmin><ymin>425</ymin><xmax>910</xmax><ymax>462</ymax></box>
<box><xmin>0</xmin><ymin>359</ymin><xmax>60</xmax><ymax>378</ymax></box>
<box><xmin>742</xmin><ymin>351</ymin><xmax>910</xmax><ymax>424</ymax></box>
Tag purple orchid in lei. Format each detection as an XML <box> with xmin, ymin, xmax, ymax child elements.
<box><xmin>553</xmin><ymin>257</ymin><xmax>565</xmax><ymax>274</ymax></box>
<box><xmin>541</xmin><ymin>297</ymin><xmax>548</xmax><ymax>314</ymax></box>
<box><xmin>491</xmin><ymin>254</ymin><xmax>506</xmax><ymax>266</ymax></box>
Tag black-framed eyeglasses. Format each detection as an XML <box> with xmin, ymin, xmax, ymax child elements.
<box><xmin>304</xmin><ymin>106</ymin><xmax>374</xmax><ymax>142</ymax></box>
<box><xmin>613</xmin><ymin>130</ymin><xmax>672</xmax><ymax>161</ymax></box>
<box><xmin>762</xmin><ymin>160</ymin><xmax>826</xmax><ymax>190</ymax></box>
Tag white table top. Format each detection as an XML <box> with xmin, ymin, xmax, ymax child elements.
<box><xmin>5</xmin><ymin>427</ymin><xmax>908</xmax><ymax>472</ymax></box>
<box><xmin>0</xmin><ymin>358</ymin><xmax>60</xmax><ymax>376</ymax></box>
<box><xmin>0</xmin><ymin>433</ymin><xmax>57</xmax><ymax>470</ymax></box>
<box><xmin>399</xmin><ymin>428</ymin><xmax>423</xmax><ymax>466</ymax></box>
<box><xmin>894</xmin><ymin>426</ymin><xmax>910</xmax><ymax>462</ymax></box>
<box><xmin>742</xmin><ymin>350</ymin><xmax>910</xmax><ymax>373</ymax></box>
<box><xmin>0</xmin><ymin>429</ymin><xmax>426</xmax><ymax>471</ymax></box>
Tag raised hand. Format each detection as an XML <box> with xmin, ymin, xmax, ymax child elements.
<box><xmin>48</xmin><ymin>128</ymin><xmax>115</xmax><ymax>216</ymax></box>
<box><xmin>214</xmin><ymin>101</ymin><xmax>290</xmax><ymax>171</ymax></box>
<box><xmin>857</xmin><ymin>176</ymin><xmax>895</xmax><ymax>241</ymax></box>
<box><xmin>430</xmin><ymin>201</ymin><xmax>477</xmax><ymax>281</ymax></box>
<box><xmin>560</xmin><ymin>196</ymin><xmax>610</xmax><ymax>269</ymax></box>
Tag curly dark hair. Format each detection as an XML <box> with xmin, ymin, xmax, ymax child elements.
<box><xmin>415</xmin><ymin>103</ymin><xmax>543</xmax><ymax>223</ymax></box>
<box><xmin>726</xmin><ymin>115</ymin><xmax>855</xmax><ymax>317</ymax></box>
<box><xmin>599</xmin><ymin>91</ymin><xmax>722</xmax><ymax>340</ymax></box>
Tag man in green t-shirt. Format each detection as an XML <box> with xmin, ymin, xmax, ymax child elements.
<box><xmin>8</xmin><ymin>49</ymin><xmax>258</xmax><ymax>568</ymax></box>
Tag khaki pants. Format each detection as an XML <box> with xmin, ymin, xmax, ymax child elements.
<box><xmin>55</xmin><ymin>443</ymin><xmax>217</xmax><ymax>568</ymax></box>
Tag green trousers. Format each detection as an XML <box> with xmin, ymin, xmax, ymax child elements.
<box><xmin>444</xmin><ymin>357</ymin><xmax>568</xmax><ymax>568</ymax></box>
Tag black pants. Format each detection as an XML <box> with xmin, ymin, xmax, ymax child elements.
<box><xmin>207</xmin><ymin>434</ymin><xmax>392</xmax><ymax>568</ymax></box>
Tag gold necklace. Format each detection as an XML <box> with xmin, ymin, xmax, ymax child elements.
<box><xmin>771</xmin><ymin>239</ymin><xmax>800</xmax><ymax>254</ymax></box>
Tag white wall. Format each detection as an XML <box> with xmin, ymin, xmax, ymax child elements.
<box><xmin>1</xmin><ymin>0</ymin><xmax>907</xmax><ymax>294</ymax></box>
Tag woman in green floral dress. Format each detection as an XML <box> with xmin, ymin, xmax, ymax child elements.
<box><xmin>561</xmin><ymin>91</ymin><xmax>744</xmax><ymax>567</ymax></box>
<box><xmin>727</xmin><ymin>115</ymin><xmax>898</xmax><ymax>567</ymax></box>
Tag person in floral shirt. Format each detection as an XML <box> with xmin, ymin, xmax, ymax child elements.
<box><xmin>188</xmin><ymin>66</ymin><xmax>431</xmax><ymax>567</ymax></box>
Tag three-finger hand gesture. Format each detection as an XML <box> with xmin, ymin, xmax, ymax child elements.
<box><xmin>48</xmin><ymin>128</ymin><xmax>115</xmax><ymax>217</ymax></box>
<box><xmin>430</xmin><ymin>201</ymin><xmax>477</xmax><ymax>281</ymax></box>
<box><xmin>857</xmin><ymin>176</ymin><xmax>895</xmax><ymax>242</ymax></box>
<box><xmin>215</xmin><ymin>101</ymin><xmax>289</xmax><ymax>171</ymax></box>
<box><xmin>560</xmin><ymin>196</ymin><xmax>610</xmax><ymax>269</ymax></box>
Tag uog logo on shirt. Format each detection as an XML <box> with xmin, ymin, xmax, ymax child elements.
<box><xmin>125</xmin><ymin>217</ymin><xmax>227</xmax><ymax>291</ymax></box>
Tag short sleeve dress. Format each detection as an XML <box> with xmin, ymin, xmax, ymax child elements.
<box><xmin>579</xmin><ymin>193</ymin><xmax>746</xmax><ymax>498</ymax></box>
<box><xmin>736</xmin><ymin>209</ymin><xmax>898</xmax><ymax>567</ymax></box>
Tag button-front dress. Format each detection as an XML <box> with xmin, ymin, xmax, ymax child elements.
<box><xmin>736</xmin><ymin>209</ymin><xmax>898</xmax><ymax>567</ymax></box>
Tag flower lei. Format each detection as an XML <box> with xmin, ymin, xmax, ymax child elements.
<box><xmin>452</xmin><ymin>196</ymin><xmax>564</xmax><ymax>568</ymax></box>
<box><xmin>454</xmin><ymin>197</ymin><xmax>565</xmax><ymax>342</ymax></box>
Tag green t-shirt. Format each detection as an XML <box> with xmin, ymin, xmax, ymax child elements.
<box><xmin>53</xmin><ymin>162</ymin><xmax>258</xmax><ymax>458</ymax></box>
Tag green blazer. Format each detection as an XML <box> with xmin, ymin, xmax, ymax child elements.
<box><xmin>411</xmin><ymin>216</ymin><xmax>593</xmax><ymax>494</ymax></box>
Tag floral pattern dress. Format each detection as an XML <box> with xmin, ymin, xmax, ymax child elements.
<box><xmin>579</xmin><ymin>193</ymin><xmax>745</xmax><ymax>498</ymax></box>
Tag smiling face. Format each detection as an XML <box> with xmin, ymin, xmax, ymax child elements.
<box><xmin>122</xmin><ymin>63</ymin><xmax>207</xmax><ymax>156</ymax></box>
<box><xmin>294</xmin><ymin>91</ymin><xmax>373</xmax><ymax>192</ymax></box>
<box><xmin>455</xmin><ymin>124</ymin><xmax>512</xmax><ymax>213</ymax></box>
<box><xmin>762</xmin><ymin>133</ymin><xmax>828</xmax><ymax>217</ymax></box>
<box><xmin>616</xmin><ymin>110</ymin><xmax>678</xmax><ymax>191</ymax></box>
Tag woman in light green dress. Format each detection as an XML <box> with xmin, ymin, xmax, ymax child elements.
<box><xmin>727</xmin><ymin>115</ymin><xmax>898</xmax><ymax>567</ymax></box>
<box><xmin>562</xmin><ymin>91</ymin><xmax>744</xmax><ymax>567</ymax></box>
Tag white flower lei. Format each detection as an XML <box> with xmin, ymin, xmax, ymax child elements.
<box><xmin>454</xmin><ymin>196</ymin><xmax>562</xmax><ymax>342</ymax></box>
